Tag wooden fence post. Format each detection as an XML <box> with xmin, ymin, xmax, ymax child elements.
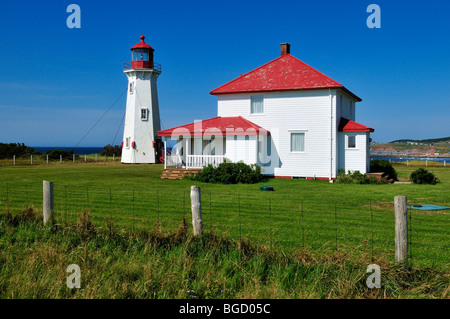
<box><xmin>60</xmin><ymin>155</ymin><xmax>62</xmax><ymax>163</ymax></box>
<box><xmin>13</xmin><ymin>155</ymin><xmax>15</xmax><ymax>165</ymax></box>
<box><xmin>394</xmin><ymin>196</ymin><xmax>408</xmax><ymax>265</ymax></box>
<box><xmin>190</xmin><ymin>186</ymin><xmax>203</xmax><ymax>236</ymax></box>
<box><xmin>43</xmin><ymin>181</ymin><xmax>54</xmax><ymax>225</ymax></box>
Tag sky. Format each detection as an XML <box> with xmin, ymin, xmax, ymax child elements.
<box><xmin>0</xmin><ymin>0</ymin><xmax>449</xmax><ymax>146</ymax></box>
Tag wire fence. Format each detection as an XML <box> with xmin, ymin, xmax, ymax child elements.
<box><xmin>2</xmin><ymin>155</ymin><xmax>450</xmax><ymax>167</ymax></box>
<box><xmin>0</xmin><ymin>182</ymin><xmax>448</xmax><ymax>268</ymax></box>
<box><xmin>0</xmin><ymin>155</ymin><xmax>121</xmax><ymax>165</ymax></box>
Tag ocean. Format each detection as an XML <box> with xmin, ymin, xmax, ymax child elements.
<box><xmin>371</xmin><ymin>156</ymin><xmax>450</xmax><ymax>163</ymax></box>
<box><xmin>32</xmin><ymin>147</ymin><xmax>103</xmax><ymax>155</ymax></box>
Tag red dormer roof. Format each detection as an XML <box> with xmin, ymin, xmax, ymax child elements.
<box><xmin>210</xmin><ymin>54</ymin><xmax>361</xmax><ymax>101</ymax></box>
<box><xmin>131</xmin><ymin>35</ymin><xmax>154</xmax><ymax>51</ymax></box>
<box><xmin>339</xmin><ymin>118</ymin><xmax>374</xmax><ymax>132</ymax></box>
<box><xmin>158</xmin><ymin>116</ymin><xmax>269</xmax><ymax>137</ymax></box>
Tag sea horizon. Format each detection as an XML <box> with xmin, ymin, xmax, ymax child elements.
<box><xmin>32</xmin><ymin>146</ymin><xmax>104</xmax><ymax>155</ymax></box>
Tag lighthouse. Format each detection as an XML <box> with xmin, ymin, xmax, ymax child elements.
<box><xmin>121</xmin><ymin>35</ymin><xmax>162</xmax><ymax>164</ymax></box>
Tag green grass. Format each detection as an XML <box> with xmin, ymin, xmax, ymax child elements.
<box><xmin>0</xmin><ymin>209</ymin><xmax>448</xmax><ymax>299</ymax></box>
<box><xmin>0</xmin><ymin>162</ymin><xmax>449</xmax><ymax>269</ymax></box>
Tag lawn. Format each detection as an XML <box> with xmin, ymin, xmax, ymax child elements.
<box><xmin>0</xmin><ymin>162</ymin><xmax>448</xmax><ymax>269</ymax></box>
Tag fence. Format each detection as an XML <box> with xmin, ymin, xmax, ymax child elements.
<box><xmin>0</xmin><ymin>182</ymin><xmax>448</xmax><ymax>268</ymax></box>
<box><xmin>0</xmin><ymin>154</ymin><xmax>121</xmax><ymax>165</ymax></box>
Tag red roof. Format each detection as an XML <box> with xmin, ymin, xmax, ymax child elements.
<box><xmin>130</xmin><ymin>35</ymin><xmax>154</xmax><ymax>51</ymax></box>
<box><xmin>158</xmin><ymin>116</ymin><xmax>269</xmax><ymax>137</ymax></box>
<box><xmin>210</xmin><ymin>54</ymin><xmax>361</xmax><ymax>101</ymax></box>
<box><xmin>338</xmin><ymin>118</ymin><xmax>374</xmax><ymax>132</ymax></box>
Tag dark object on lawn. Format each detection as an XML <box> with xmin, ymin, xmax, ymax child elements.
<box><xmin>260</xmin><ymin>186</ymin><xmax>274</xmax><ymax>191</ymax></box>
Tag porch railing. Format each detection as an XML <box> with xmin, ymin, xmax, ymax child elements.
<box><xmin>186</xmin><ymin>155</ymin><xmax>225</xmax><ymax>169</ymax></box>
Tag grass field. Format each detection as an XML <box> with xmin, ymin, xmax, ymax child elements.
<box><xmin>0</xmin><ymin>161</ymin><xmax>448</xmax><ymax>270</ymax></box>
<box><xmin>0</xmin><ymin>210</ymin><xmax>448</xmax><ymax>299</ymax></box>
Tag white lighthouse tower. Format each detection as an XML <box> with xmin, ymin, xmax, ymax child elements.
<box><xmin>121</xmin><ymin>35</ymin><xmax>162</xmax><ymax>164</ymax></box>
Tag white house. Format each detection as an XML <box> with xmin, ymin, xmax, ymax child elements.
<box><xmin>158</xmin><ymin>43</ymin><xmax>374</xmax><ymax>180</ymax></box>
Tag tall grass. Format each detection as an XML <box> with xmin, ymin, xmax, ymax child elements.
<box><xmin>0</xmin><ymin>208</ymin><xmax>448</xmax><ymax>299</ymax></box>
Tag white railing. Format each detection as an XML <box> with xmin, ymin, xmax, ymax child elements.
<box><xmin>165</xmin><ymin>153</ymin><xmax>183</xmax><ymax>168</ymax></box>
<box><xmin>186</xmin><ymin>155</ymin><xmax>225</xmax><ymax>169</ymax></box>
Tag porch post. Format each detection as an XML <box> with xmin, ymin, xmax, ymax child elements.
<box><xmin>186</xmin><ymin>137</ymin><xmax>190</xmax><ymax>169</ymax></box>
<box><xmin>164</xmin><ymin>137</ymin><xmax>167</xmax><ymax>169</ymax></box>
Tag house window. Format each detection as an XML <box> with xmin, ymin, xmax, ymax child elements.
<box><xmin>202</xmin><ymin>138</ymin><xmax>215</xmax><ymax>155</ymax></box>
<box><xmin>129</xmin><ymin>83</ymin><xmax>134</xmax><ymax>94</ymax></box>
<box><xmin>140</xmin><ymin>108</ymin><xmax>148</xmax><ymax>120</ymax></box>
<box><xmin>290</xmin><ymin>133</ymin><xmax>305</xmax><ymax>152</ymax></box>
<box><xmin>347</xmin><ymin>135</ymin><xmax>356</xmax><ymax>148</ymax></box>
<box><xmin>125</xmin><ymin>137</ymin><xmax>131</xmax><ymax>149</ymax></box>
<box><xmin>251</xmin><ymin>96</ymin><xmax>264</xmax><ymax>114</ymax></box>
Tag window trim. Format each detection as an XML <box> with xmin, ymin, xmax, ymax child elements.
<box><xmin>289</xmin><ymin>130</ymin><xmax>307</xmax><ymax>153</ymax></box>
<box><xmin>346</xmin><ymin>135</ymin><xmax>357</xmax><ymax>149</ymax></box>
<box><xmin>129</xmin><ymin>82</ymin><xmax>134</xmax><ymax>94</ymax></box>
<box><xmin>125</xmin><ymin>137</ymin><xmax>131</xmax><ymax>149</ymax></box>
<box><xmin>140</xmin><ymin>108</ymin><xmax>148</xmax><ymax>121</ymax></box>
<box><xmin>250</xmin><ymin>95</ymin><xmax>264</xmax><ymax>115</ymax></box>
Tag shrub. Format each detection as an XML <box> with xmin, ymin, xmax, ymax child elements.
<box><xmin>410</xmin><ymin>168</ymin><xmax>439</xmax><ymax>185</ymax></box>
<box><xmin>45</xmin><ymin>149</ymin><xmax>77</xmax><ymax>160</ymax></box>
<box><xmin>0</xmin><ymin>142</ymin><xmax>39</xmax><ymax>159</ymax></box>
<box><xmin>192</xmin><ymin>162</ymin><xmax>263</xmax><ymax>184</ymax></box>
<box><xmin>100</xmin><ymin>144</ymin><xmax>121</xmax><ymax>157</ymax></box>
<box><xmin>370</xmin><ymin>159</ymin><xmax>398</xmax><ymax>181</ymax></box>
<box><xmin>336</xmin><ymin>169</ymin><xmax>389</xmax><ymax>184</ymax></box>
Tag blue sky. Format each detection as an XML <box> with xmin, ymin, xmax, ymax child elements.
<box><xmin>0</xmin><ymin>0</ymin><xmax>449</xmax><ymax>146</ymax></box>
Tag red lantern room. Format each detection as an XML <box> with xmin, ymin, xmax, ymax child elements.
<box><xmin>130</xmin><ymin>35</ymin><xmax>154</xmax><ymax>69</ymax></box>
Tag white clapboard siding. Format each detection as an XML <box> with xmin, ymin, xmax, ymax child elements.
<box><xmin>337</xmin><ymin>132</ymin><xmax>370</xmax><ymax>174</ymax></box>
<box><xmin>225</xmin><ymin>135</ymin><xmax>257</xmax><ymax>165</ymax></box>
<box><xmin>218</xmin><ymin>90</ymin><xmax>335</xmax><ymax>178</ymax></box>
<box><xmin>336</xmin><ymin>91</ymin><xmax>357</xmax><ymax>130</ymax></box>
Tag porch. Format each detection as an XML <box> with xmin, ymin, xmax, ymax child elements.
<box><xmin>162</xmin><ymin>136</ymin><xmax>226</xmax><ymax>169</ymax></box>
<box><xmin>157</xmin><ymin>116</ymin><xmax>269</xmax><ymax>170</ymax></box>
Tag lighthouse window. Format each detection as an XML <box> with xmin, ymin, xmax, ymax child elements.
<box><xmin>126</xmin><ymin>137</ymin><xmax>131</xmax><ymax>149</ymax></box>
<box><xmin>140</xmin><ymin>108</ymin><xmax>148</xmax><ymax>120</ymax></box>
<box><xmin>129</xmin><ymin>83</ymin><xmax>134</xmax><ymax>94</ymax></box>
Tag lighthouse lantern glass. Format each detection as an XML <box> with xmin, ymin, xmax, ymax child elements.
<box><xmin>132</xmin><ymin>49</ymin><xmax>149</xmax><ymax>61</ymax></box>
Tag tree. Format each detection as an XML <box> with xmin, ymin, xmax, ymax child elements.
<box><xmin>0</xmin><ymin>143</ymin><xmax>39</xmax><ymax>159</ymax></box>
<box><xmin>100</xmin><ymin>144</ymin><xmax>121</xmax><ymax>157</ymax></box>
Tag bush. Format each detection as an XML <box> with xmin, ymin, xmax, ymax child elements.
<box><xmin>410</xmin><ymin>168</ymin><xmax>439</xmax><ymax>185</ymax></box>
<box><xmin>100</xmin><ymin>144</ymin><xmax>121</xmax><ymax>157</ymax></box>
<box><xmin>370</xmin><ymin>159</ymin><xmax>398</xmax><ymax>181</ymax></box>
<box><xmin>45</xmin><ymin>149</ymin><xmax>77</xmax><ymax>160</ymax></box>
<box><xmin>336</xmin><ymin>169</ymin><xmax>389</xmax><ymax>184</ymax></box>
<box><xmin>192</xmin><ymin>162</ymin><xmax>263</xmax><ymax>184</ymax></box>
<box><xmin>0</xmin><ymin>143</ymin><xmax>39</xmax><ymax>159</ymax></box>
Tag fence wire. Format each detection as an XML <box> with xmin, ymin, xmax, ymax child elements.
<box><xmin>0</xmin><ymin>182</ymin><xmax>448</xmax><ymax>267</ymax></box>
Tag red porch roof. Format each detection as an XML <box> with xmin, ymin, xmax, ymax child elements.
<box><xmin>210</xmin><ymin>54</ymin><xmax>361</xmax><ymax>101</ymax></box>
<box><xmin>338</xmin><ymin>118</ymin><xmax>374</xmax><ymax>133</ymax></box>
<box><xmin>158</xmin><ymin>116</ymin><xmax>269</xmax><ymax>137</ymax></box>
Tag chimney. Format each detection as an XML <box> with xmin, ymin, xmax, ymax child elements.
<box><xmin>280</xmin><ymin>43</ymin><xmax>290</xmax><ymax>56</ymax></box>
